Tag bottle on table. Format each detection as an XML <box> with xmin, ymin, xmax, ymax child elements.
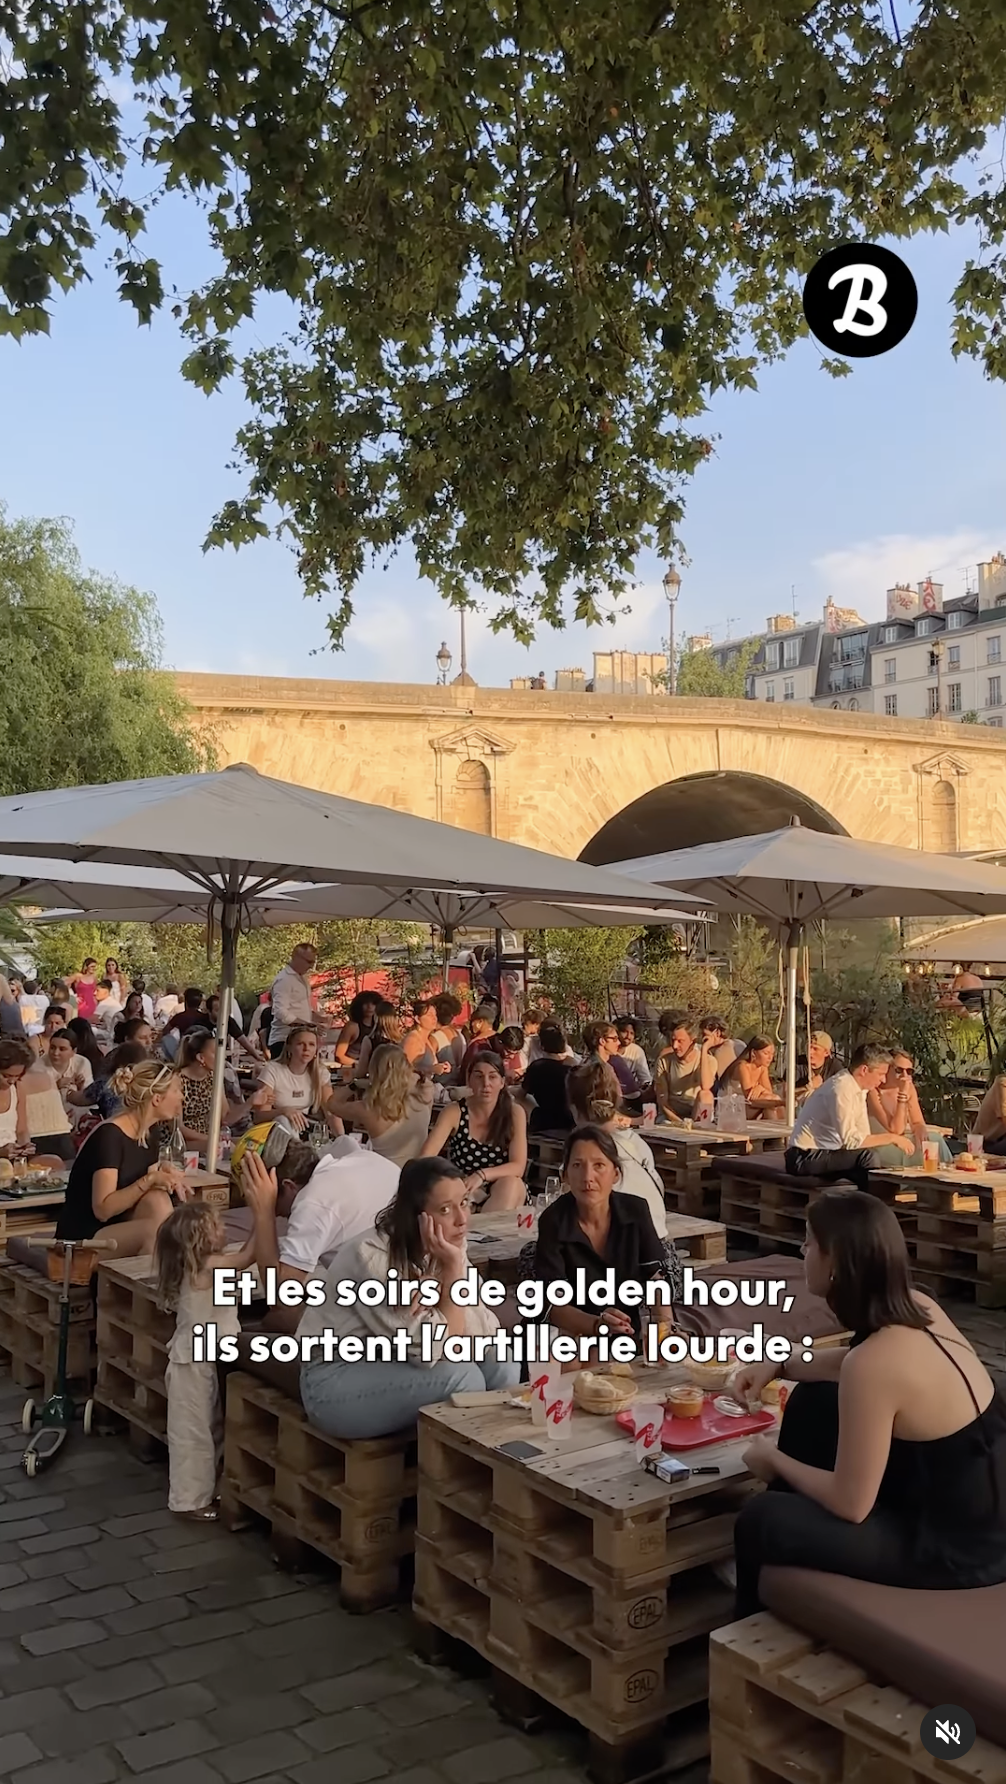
<box><xmin>158</xmin><ymin>1120</ymin><xmax>186</xmax><ymax>1174</ymax></box>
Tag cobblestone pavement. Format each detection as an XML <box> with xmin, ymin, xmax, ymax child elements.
<box><xmin>0</xmin><ymin>1377</ymin><xmax>713</xmax><ymax>1784</ymax></box>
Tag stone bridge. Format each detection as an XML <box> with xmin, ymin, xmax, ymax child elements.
<box><xmin>175</xmin><ymin>675</ymin><xmax>1006</xmax><ymax>862</ymax></box>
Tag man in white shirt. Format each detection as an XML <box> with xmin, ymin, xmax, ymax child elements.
<box><xmin>17</xmin><ymin>980</ymin><xmax>49</xmax><ymax>1048</ymax></box>
<box><xmin>269</xmin><ymin>942</ymin><xmax>318</xmax><ymax>1056</ymax></box>
<box><xmin>786</xmin><ymin>1043</ymin><xmax>913</xmax><ymax>1192</ymax></box>
<box><xmin>242</xmin><ymin>1137</ymin><xmax>399</xmax><ymax>1331</ymax></box>
<box><xmin>92</xmin><ymin>979</ymin><xmax>124</xmax><ymax>1048</ymax></box>
<box><xmin>154</xmin><ymin>984</ymin><xmax>182</xmax><ymax>1025</ymax></box>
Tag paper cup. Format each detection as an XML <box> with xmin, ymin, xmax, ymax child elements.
<box><xmin>642</xmin><ymin>1103</ymin><xmax>657</xmax><ymax>1125</ymax></box>
<box><xmin>968</xmin><ymin>1133</ymin><xmax>984</xmax><ymax>1157</ymax></box>
<box><xmin>544</xmin><ymin>1376</ymin><xmax>574</xmax><ymax>1441</ymax></box>
<box><xmin>922</xmin><ymin>1139</ymin><xmax>939</xmax><ymax>1174</ymax></box>
<box><xmin>184</xmin><ymin>1151</ymin><xmax>200</xmax><ymax>1173</ymax></box>
<box><xmin>516</xmin><ymin>1207</ymin><xmax>535</xmax><ymax>1233</ymax></box>
<box><xmin>631</xmin><ymin>1402</ymin><xmax>665</xmax><ymax>1464</ymax></box>
<box><xmin>529</xmin><ymin>1360</ymin><xmax>558</xmax><ymax>1429</ymax></box>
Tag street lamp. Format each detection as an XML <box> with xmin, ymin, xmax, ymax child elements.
<box><xmin>663</xmin><ymin>566</ymin><xmax>681</xmax><ymax>695</ymax></box>
<box><xmin>436</xmin><ymin>641</ymin><xmax>452</xmax><ymax>685</ymax></box>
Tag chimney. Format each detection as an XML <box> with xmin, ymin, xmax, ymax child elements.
<box><xmin>765</xmin><ymin>614</ymin><xmax>796</xmax><ymax>634</ymax></box>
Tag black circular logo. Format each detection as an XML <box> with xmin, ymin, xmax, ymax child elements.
<box><xmin>802</xmin><ymin>243</ymin><xmax>917</xmax><ymax>357</ymax></box>
<box><xmin>919</xmin><ymin>1704</ymin><xmax>977</xmax><ymax>1760</ymax></box>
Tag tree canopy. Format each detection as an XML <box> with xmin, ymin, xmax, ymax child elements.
<box><xmin>0</xmin><ymin>507</ymin><xmax>212</xmax><ymax>794</ymax></box>
<box><xmin>676</xmin><ymin>640</ymin><xmax>756</xmax><ymax>698</ymax></box>
<box><xmin>2</xmin><ymin>2</ymin><xmax>1005</xmax><ymax>646</ymax></box>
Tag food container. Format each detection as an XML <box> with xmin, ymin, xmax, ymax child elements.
<box><xmin>666</xmin><ymin>1384</ymin><xmax>704</xmax><ymax>1420</ymax></box>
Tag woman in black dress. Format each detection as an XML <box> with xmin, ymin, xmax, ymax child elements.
<box><xmin>732</xmin><ymin>1188</ymin><xmax>1006</xmax><ymax>1617</ymax></box>
<box><xmin>56</xmin><ymin>1059</ymin><xmax>188</xmax><ymax>1253</ymax></box>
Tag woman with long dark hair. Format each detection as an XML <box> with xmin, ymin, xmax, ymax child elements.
<box><xmin>334</xmin><ymin>991</ymin><xmax>382</xmax><ymax>1074</ymax></box>
<box><xmin>719</xmin><ymin>1037</ymin><xmax>785</xmax><ymax>1120</ymax></box>
<box><xmin>731</xmin><ymin>1188</ymin><xmax>1006</xmax><ymax>1617</ymax></box>
<box><xmin>66</xmin><ymin>1017</ymin><xmax>104</xmax><ymax>1076</ymax></box>
<box><xmin>421</xmin><ymin>1052</ymin><xmax>527</xmax><ymax>1210</ymax></box>
<box><xmin>297</xmin><ymin>1156</ymin><xmax>520</xmax><ymax>1439</ymax></box>
<box><xmin>355</xmin><ymin>1000</ymin><xmax>404</xmax><ymax>1076</ymax></box>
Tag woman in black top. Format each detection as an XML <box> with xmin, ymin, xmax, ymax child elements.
<box><xmin>56</xmin><ymin>1059</ymin><xmax>188</xmax><ymax>1251</ymax></box>
<box><xmin>520</xmin><ymin>1022</ymin><xmax>574</xmax><ymax>1134</ymax></box>
<box><xmin>533</xmin><ymin>1125</ymin><xmax>670</xmax><ymax>1344</ymax></box>
<box><xmin>731</xmin><ymin>1188</ymin><xmax>1006</xmax><ymax>1618</ymax></box>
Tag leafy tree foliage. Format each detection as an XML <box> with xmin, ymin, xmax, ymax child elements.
<box><xmin>0</xmin><ymin>507</ymin><xmax>212</xmax><ymax>795</ymax></box>
<box><xmin>1</xmin><ymin>4</ymin><xmax>1005</xmax><ymax>646</ymax></box>
<box><xmin>675</xmin><ymin>641</ymin><xmax>755</xmax><ymax>698</ymax></box>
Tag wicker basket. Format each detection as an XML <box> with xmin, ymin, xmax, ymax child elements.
<box><xmin>573</xmin><ymin>1374</ymin><xmax>639</xmax><ymax>1415</ymax></box>
<box><xmin>46</xmin><ymin>1246</ymin><xmax>99</xmax><ymax>1285</ymax></box>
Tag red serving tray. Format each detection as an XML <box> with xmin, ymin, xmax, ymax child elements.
<box><xmin>616</xmin><ymin>1397</ymin><xmax>776</xmax><ymax>1449</ymax></box>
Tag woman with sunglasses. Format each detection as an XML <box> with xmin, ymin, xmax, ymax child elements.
<box><xmin>866</xmin><ymin>1050</ymin><xmax>951</xmax><ymax>1168</ymax></box>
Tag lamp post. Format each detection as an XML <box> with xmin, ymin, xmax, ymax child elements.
<box><xmin>436</xmin><ymin>642</ymin><xmax>452</xmax><ymax>685</ymax></box>
<box><xmin>663</xmin><ymin>566</ymin><xmax>681</xmax><ymax>694</ymax></box>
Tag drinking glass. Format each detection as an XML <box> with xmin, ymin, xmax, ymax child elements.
<box><xmin>544</xmin><ymin>1174</ymin><xmax>562</xmax><ymax>1205</ymax></box>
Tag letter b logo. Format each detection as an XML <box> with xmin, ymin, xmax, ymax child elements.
<box><xmin>803</xmin><ymin>244</ymin><xmax>916</xmax><ymax>357</ymax></box>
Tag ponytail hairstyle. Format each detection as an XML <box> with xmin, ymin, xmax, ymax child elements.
<box><xmin>566</xmin><ymin>1058</ymin><xmax>622</xmax><ymax>1126</ymax></box>
<box><xmin>105</xmin><ymin>1058</ymin><xmax>181</xmax><ymax>1137</ymax></box>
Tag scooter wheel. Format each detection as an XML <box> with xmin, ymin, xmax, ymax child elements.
<box><xmin>82</xmin><ymin>1399</ymin><xmax>95</xmax><ymax>1436</ymax></box>
<box><xmin>22</xmin><ymin>1451</ymin><xmax>38</xmax><ymax>1478</ymax></box>
<box><xmin>21</xmin><ymin>1400</ymin><xmax>35</xmax><ymax>1434</ymax></box>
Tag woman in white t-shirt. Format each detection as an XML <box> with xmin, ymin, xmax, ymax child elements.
<box><xmin>255</xmin><ymin>1025</ymin><xmax>342</xmax><ymax>1136</ymax></box>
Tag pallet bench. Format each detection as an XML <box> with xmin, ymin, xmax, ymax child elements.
<box><xmin>0</xmin><ymin>1187</ymin><xmax>65</xmax><ymax>1252</ymax></box>
<box><xmin>221</xmin><ymin>1369</ymin><xmax>417</xmax><ymax>1612</ymax></box>
<box><xmin>710</xmin><ymin>1605</ymin><xmax>1006</xmax><ymax>1784</ymax></box>
<box><xmin>0</xmin><ymin>1257</ymin><xmax>95</xmax><ymax>1397</ymax></box>
<box><xmin>873</xmin><ymin>1166</ymin><xmax>1006</xmax><ymax>1308</ymax></box>
<box><xmin>414</xmin><ymin>1378</ymin><xmax>761</xmax><ymax>1782</ymax></box>
<box><xmin>719</xmin><ymin>1155</ymin><xmax>918</xmax><ymax>1254</ymax></box>
<box><xmin>95</xmin><ymin>1258</ymin><xmax>172</xmax><ymax>1446</ymax></box>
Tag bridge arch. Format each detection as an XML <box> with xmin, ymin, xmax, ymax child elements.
<box><xmin>578</xmin><ymin>770</ymin><xmax>846</xmax><ymax>865</ymax></box>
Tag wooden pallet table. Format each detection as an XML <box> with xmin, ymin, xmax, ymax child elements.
<box><xmin>873</xmin><ymin>1164</ymin><xmax>1006</xmax><ymax>1307</ymax></box>
<box><xmin>95</xmin><ymin>1257</ymin><xmax>172</xmax><ymax>1445</ymax></box>
<box><xmin>220</xmin><ymin>1370</ymin><xmax>417</xmax><ymax>1611</ymax></box>
<box><xmin>183</xmin><ymin>1169</ymin><xmax>229</xmax><ymax>1210</ymax></box>
<box><xmin>415</xmin><ymin>1369</ymin><xmax>761</xmax><ymax>1783</ymax></box>
<box><xmin>709</xmin><ymin>1611</ymin><xmax>1006</xmax><ymax>1784</ymax></box>
<box><xmin>0</xmin><ymin>1257</ymin><xmax>95</xmax><ymax>1396</ymax></box>
<box><xmin>0</xmin><ymin>1186</ymin><xmax>65</xmax><ymax>1251</ymax></box>
<box><xmin>720</xmin><ymin>1160</ymin><xmax>918</xmax><ymax>1255</ymax></box>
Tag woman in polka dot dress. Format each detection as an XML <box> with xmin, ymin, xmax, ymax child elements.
<box><xmin>421</xmin><ymin>1053</ymin><xmax>528</xmax><ymax>1212</ymax></box>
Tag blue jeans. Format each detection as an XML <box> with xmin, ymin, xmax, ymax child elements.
<box><xmin>300</xmin><ymin>1354</ymin><xmax>521</xmax><ymax>1440</ymax></box>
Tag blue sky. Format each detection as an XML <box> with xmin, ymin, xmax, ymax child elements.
<box><xmin>0</xmin><ymin>200</ymin><xmax>1002</xmax><ymax>687</ymax></box>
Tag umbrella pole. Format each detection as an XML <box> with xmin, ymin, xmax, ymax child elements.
<box><xmin>785</xmin><ymin>919</ymin><xmax>803</xmax><ymax>1127</ymax></box>
<box><xmin>206</xmin><ymin>900</ymin><xmax>239</xmax><ymax>1174</ymax></box>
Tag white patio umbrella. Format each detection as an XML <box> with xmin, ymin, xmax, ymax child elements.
<box><xmin>0</xmin><ymin>857</ymin><xmax>239</xmax><ymax>921</ymax></box>
<box><xmin>0</xmin><ymin>764</ymin><xmax>698</xmax><ymax>1162</ymax></box>
<box><xmin>903</xmin><ymin>919</ymin><xmax>1006</xmax><ymax>966</ymax></box>
<box><xmin>608</xmin><ymin>820</ymin><xmax>1006</xmax><ymax>1122</ymax></box>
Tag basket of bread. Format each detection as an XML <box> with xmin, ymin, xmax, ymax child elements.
<box><xmin>573</xmin><ymin>1364</ymin><xmax>639</xmax><ymax>1415</ymax></box>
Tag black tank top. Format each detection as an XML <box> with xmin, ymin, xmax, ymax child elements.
<box><xmin>856</xmin><ymin>1327</ymin><xmax>1006</xmax><ymax>1584</ymax></box>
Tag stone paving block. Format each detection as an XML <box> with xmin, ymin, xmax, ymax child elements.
<box><xmin>18</xmin><ymin>1525</ymin><xmax>103</xmax><ymax>1555</ymax></box>
<box><xmin>47</xmin><ymin>1586</ymin><xmax>135</xmax><ymax>1620</ymax></box>
<box><xmin>247</xmin><ymin>1585</ymin><xmax>336</xmax><ymax>1626</ymax></box>
<box><xmin>114</xmin><ymin>1717</ymin><xmax>220</xmax><ymax>1773</ymax></box>
<box><xmin>149</xmin><ymin>1537</ymin><xmax>255</xmax><ymax>1573</ymax></box>
<box><xmin>10</xmin><ymin>1748</ymin><xmax>123</xmax><ymax>1784</ymax></box>
<box><xmin>381</xmin><ymin>1770</ymin><xmax>446</xmax><ymax>1784</ymax></box>
<box><xmin>0</xmin><ymin>1518</ymin><xmax>50</xmax><ymax>1543</ymax></box>
<box><xmin>121</xmin><ymin>1681</ymin><xmax>218</xmax><ymax>1734</ymax></box>
<box><xmin>0</xmin><ymin>1686</ymin><xmax>70</xmax><ymax>1735</ymax></box>
<box><xmin>299</xmin><ymin>1661</ymin><xmax>420</xmax><ymax>1716</ymax></box>
<box><xmin>81</xmin><ymin>1631</ymin><xmax>170</xmax><ymax>1671</ymax></box>
<box><xmin>297</xmin><ymin>1706</ymin><xmax>392</xmax><ymax>1754</ymax></box>
<box><xmin>204</xmin><ymin>1692</ymin><xmax>315</xmax><ymax>1745</ymax></box>
<box><xmin>442</xmin><ymin>1739</ymin><xmax>544</xmax><ymax>1784</ymax></box>
<box><xmin>378</xmin><ymin>1712</ymin><xmax>525</xmax><ymax>1771</ymax></box>
<box><xmin>244</xmin><ymin>1608</ymin><xmax>407</xmax><ymax>1666</ymax></box>
<box><xmin>35</xmin><ymin>1704</ymin><xmax>136</xmax><ymax>1759</ymax></box>
<box><xmin>105</xmin><ymin>1595</ymin><xmax>191</xmax><ymax>1636</ymax></box>
<box><xmin>0</xmin><ymin>1495</ymin><xmax>64</xmax><ymax>1524</ymax></box>
<box><xmin>211</xmin><ymin>1728</ymin><xmax>315</xmax><ymax>1782</ymax></box>
<box><xmin>64</xmin><ymin>1553</ymin><xmax>154</xmax><ymax>1591</ymax></box>
<box><xmin>0</xmin><ymin>1732</ymin><xmax>44</xmax><ymax>1773</ymax></box>
<box><xmin>0</xmin><ymin>1650</ymin><xmax>92</xmax><ymax>1692</ymax></box>
<box><xmin>125</xmin><ymin>1570</ymin><xmax>211</xmax><ymax>1604</ymax></box>
<box><xmin>0</xmin><ymin>1560</ymin><xmax>27</xmax><ymax>1588</ymax></box>
<box><xmin>20</xmin><ymin>1621</ymin><xmax>107</xmax><ymax>1656</ymax></box>
<box><xmin>151</xmin><ymin>1635</ymin><xmax>251</xmax><ymax>1686</ymax></box>
<box><xmin>290</xmin><ymin>1746</ymin><xmax>392</xmax><ymax>1784</ymax></box>
<box><xmin>100</xmin><ymin>1509</ymin><xmax>175</xmax><ymax>1538</ymax></box>
<box><xmin>0</xmin><ymin>1577</ymin><xmax>75</xmax><ymax>1612</ymax></box>
<box><xmin>65</xmin><ymin>1659</ymin><xmax>164</xmax><ymax>1710</ymax></box>
<box><xmin>22</xmin><ymin>1548</ymin><xmax>94</xmax><ymax>1580</ymax></box>
<box><xmin>185</xmin><ymin>1571</ymin><xmax>306</xmax><ymax>1613</ymax></box>
<box><xmin>209</xmin><ymin>1647</ymin><xmax>363</xmax><ymax>1705</ymax></box>
<box><xmin>162</xmin><ymin>1608</ymin><xmax>249</xmax><ymax>1647</ymax></box>
<box><xmin>127</xmin><ymin>1762</ymin><xmax>223</xmax><ymax>1784</ymax></box>
<box><xmin>0</xmin><ymin>1603</ymin><xmax>61</xmax><ymax>1639</ymax></box>
<box><xmin>378</xmin><ymin>1685</ymin><xmax>473</xmax><ymax>1727</ymax></box>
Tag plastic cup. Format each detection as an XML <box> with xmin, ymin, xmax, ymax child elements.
<box><xmin>184</xmin><ymin>1151</ymin><xmax>200</xmax><ymax>1173</ymax></box>
<box><xmin>543</xmin><ymin>1375</ymin><xmax>574</xmax><ymax>1442</ymax></box>
<box><xmin>922</xmin><ymin>1139</ymin><xmax>939</xmax><ymax>1174</ymax></box>
<box><xmin>968</xmin><ymin>1133</ymin><xmax>984</xmax><ymax>1158</ymax></box>
<box><xmin>516</xmin><ymin>1206</ymin><xmax>535</xmax><ymax>1233</ymax></box>
<box><xmin>642</xmin><ymin>1103</ymin><xmax>657</xmax><ymax>1126</ymax></box>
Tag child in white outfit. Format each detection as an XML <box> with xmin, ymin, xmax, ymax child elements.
<box><xmin>154</xmin><ymin>1201</ymin><xmax>255</xmax><ymax>1521</ymax></box>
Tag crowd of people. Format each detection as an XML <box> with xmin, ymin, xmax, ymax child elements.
<box><xmin>5</xmin><ymin>945</ymin><xmax>1005</xmax><ymax>1621</ymax></box>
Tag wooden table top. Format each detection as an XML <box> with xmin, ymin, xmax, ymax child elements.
<box><xmin>637</xmin><ymin>1122</ymin><xmax>791</xmax><ymax>1147</ymax></box>
<box><xmin>422</xmin><ymin>1369</ymin><xmax>755</xmax><ymax>1516</ymax></box>
<box><xmin>467</xmin><ymin>1207</ymin><xmax>724</xmax><ymax>1265</ymax></box>
<box><xmin>873</xmin><ymin>1162</ymin><xmax>1006</xmax><ymax>1189</ymax></box>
